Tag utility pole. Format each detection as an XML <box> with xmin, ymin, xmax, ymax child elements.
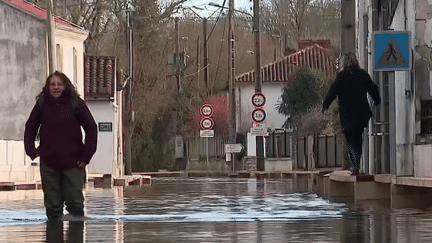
<box><xmin>254</xmin><ymin>0</ymin><xmax>264</xmax><ymax>171</ymax></box>
<box><xmin>47</xmin><ymin>0</ymin><xmax>56</xmax><ymax>74</ymax></box>
<box><xmin>124</xmin><ymin>10</ymin><xmax>133</xmax><ymax>175</ymax></box>
<box><xmin>228</xmin><ymin>0</ymin><xmax>237</xmax><ymax>171</ymax></box>
<box><xmin>340</xmin><ymin>0</ymin><xmax>355</xmax><ymax>171</ymax></box>
<box><xmin>203</xmin><ymin>18</ymin><xmax>208</xmax><ymax>92</ymax></box>
<box><xmin>175</xmin><ymin>17</ymin><xmax>180</xmax><ymax>92</ymax></box>
<box><xmin>196</xmin><ymin>35</ymin><xmax>200</xmax><ymax>101</ymax></box>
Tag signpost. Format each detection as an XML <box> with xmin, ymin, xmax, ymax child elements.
<box><xmin>225</xmin><ymin>143</ymin><xmax>244</xmax><ymax>153</ymax></box>
<box><xmin>251</xmin><ymin>92</ymin><xmax>266</xmax><ymax>171</ymax></box>
<box><xmin>200</xmin><ymin>130</ymin><xmax>215</xmax><ymax>138</ymax></box>
<box><xmin>250</xmin><ymin>124</ymin><xmax>269</xmax><ymax>136</ymax></box>
<box><xmin>199</xmin><ymin>104</ymin><xmax>214</xmax><ymax>169</ymax></box>
<box><xmin>373</xmin><ymin>31</ymin><xmax>411</xmax><ymax>71</ymax></box>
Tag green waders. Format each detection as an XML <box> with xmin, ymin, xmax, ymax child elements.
<box><xmin>40</xmin><ymin>163</ymin><xmax>85</xmax><ymax>220</ymax></box>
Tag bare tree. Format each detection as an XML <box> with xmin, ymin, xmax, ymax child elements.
<box><xmin>261</xmin><ymin>0</ymin><xmax>341</xmax><ymax>50</ymax></box>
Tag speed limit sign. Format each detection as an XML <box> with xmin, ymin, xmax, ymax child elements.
<box><xmin>251</xmin><ymin>108</ymin><xmax>266</xmax><ymax>123</ymax></box>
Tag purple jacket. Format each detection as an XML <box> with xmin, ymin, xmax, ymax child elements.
<box><xmin>24</xmin><ymin>89</ymin><xmax>98</xmax><ymax>170</ymax></box>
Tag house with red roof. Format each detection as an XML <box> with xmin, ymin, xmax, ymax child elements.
<box><xmin>235</xmin><ymin>43</ymin><xmax>337</xmax><ymax>134</ymax></box>
<box><xmin>234</xmin><ymin>43</ymin><xmax>336</xmax><ymax>170</ymax></box>
<box><xmin>0</xmin><ymin>0</ymin><xmax>89</xmax><ymax>183</ymax></box>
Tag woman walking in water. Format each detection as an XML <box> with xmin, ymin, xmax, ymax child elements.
<box><xmin>322</xmin><ymin>52</ymin><xmax>381</xmax><ymax>175</ymax></box>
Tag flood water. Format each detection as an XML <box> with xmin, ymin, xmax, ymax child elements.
<box><xmin>1</xmin><ymin>177</ymin><xmax>432</xmax><ymax>242</ymax></box>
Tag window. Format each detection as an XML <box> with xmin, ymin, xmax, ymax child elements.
<box><xmin>421</xmin><ymin>100</ymin><xmax>432</xmax><ymax>134</ymax></box>
<box><xmin>56</xmin><ymin>44</ymin><xmax>63</xmax><ymax>71</ymax></box>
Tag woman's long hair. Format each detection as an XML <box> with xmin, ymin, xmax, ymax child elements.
<box><xmin>341</xmin><ymin>51</ymin><xmax>360</xmax><ymax>70</ymax></box>
<box><xmin>36</xmin><ymin>71</ymin><xmax>80</xmax><ymax>100</ymax></box>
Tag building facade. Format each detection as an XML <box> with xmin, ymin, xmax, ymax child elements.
<box><xmin>235</xmin><ymin>44</ymin><xmax>337</xmax><ymax>158</ymax></box>
<box><xmin>0</xmin><ymin>0</ymin><xmax>120</xmax><ymax>183</ymax></box>
<box><xmin>356</xmin><ymin>0</ymin><xmax>432</xmax><ymax>176</ymax></box>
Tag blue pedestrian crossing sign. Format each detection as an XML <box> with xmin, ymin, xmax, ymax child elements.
<box><xmin>373</xmin><ymin>31</ymin><xmax>411</xmax><ymax>71</ymax></box>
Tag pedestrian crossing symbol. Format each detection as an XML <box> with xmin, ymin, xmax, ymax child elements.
<box><xmin>374</xmin><ymin>31</ymin><xmax>410</xmax><ymax>71</ymax></box>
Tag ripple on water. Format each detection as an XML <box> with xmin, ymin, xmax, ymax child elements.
<box><xmin>0</xmin><ymin>178</ymin><xmax>347</xmax><ymax>225</ymax></box>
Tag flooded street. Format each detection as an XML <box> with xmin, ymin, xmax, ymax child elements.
<box><xmin>1</xmin><ymin>177</ymin><xmax>432</xmax><ymax>242</ymax></box>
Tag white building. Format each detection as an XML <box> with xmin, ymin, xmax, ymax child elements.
<box><xmin>235</xmin><ymin>44</ymin><xmax>336</xmax><ymax>157</ymax></box>
<box><xmin>0</xmin><ymin>0</ymin><xmax>123</xmax><ymax>183</ymax></box>
<box><xmin>356</xmin><ymin>0</ymin><xmax>432</xmax><ymax>176</ymax></box>
<box><xmin>83</xmin><ymin>56</ymin><xmax>123</xmax><ymax>178</ymax></box>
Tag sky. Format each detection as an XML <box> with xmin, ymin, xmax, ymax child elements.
<box><xmin>181</xmin><ymin>0</ymin><xmax>253</xmax><ymax>18</ymax></box>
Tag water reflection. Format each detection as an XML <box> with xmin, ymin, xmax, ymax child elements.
<box><xmin>46</xmin><ymin>221</ymin><xmax>84</xmax><ymax>243</ymax></box>
<box><xmin>2</xmin><ymin>178</ymin><xmax>432</xmax><ymax>242</ymax></box>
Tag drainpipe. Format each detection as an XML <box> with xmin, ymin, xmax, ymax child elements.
<box><xmin>47</xmin><ymin>0</ymin><xmax>56</xmax><ymax>74</ymax></box>
<box><xmin>370</xmin><ymin>0</ymin><xmax>379</xmax><ymax>175</ymax></box>
<box><xmin>363</xmin><ymin>12</ymin><xmax>370</xmax><ymax>175</ymax></box>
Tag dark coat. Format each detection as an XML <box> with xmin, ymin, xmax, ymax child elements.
<box><xmin>24</xmin><ymin>89</ymin><xmax>98</xmax><ymax>170</ymax></box>
<box><xmin>322</xmin><ymin>67</ymin><xmax>381</xmax><ymax>131</ymax></box>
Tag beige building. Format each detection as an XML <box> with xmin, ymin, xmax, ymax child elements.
<box><xmin>0</xmin><ymin>0</ymin><xmax>88</xmax><ymax>183</ymax></box>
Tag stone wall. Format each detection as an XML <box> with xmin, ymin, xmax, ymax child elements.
<box><xmin>0</xmin><ymin>1</ymin><xmax>46</xmax><ymax>140</ymax></box>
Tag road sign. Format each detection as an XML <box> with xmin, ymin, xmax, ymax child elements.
<box><xmin>225</xmin><ymin>144</ymin><xmax>243</xmax><ymax>153</ymax></box>
<box><xmin>274</xmin><ymin>128</ymin><xmax>286</xmax><ymax>134</ymax></box>
<box><xmin>250</xmin><ymin>128</ymin><xmax>269</xmax><ymax>136</ymax></box>
<box><xmin>200</xmin><ymin>117</ymin><xmax>214</xmax><ymax>130</ymax></box>
<box><xmin>251</xmin><ymin>108</ymin><xmax>266</xmax><ymax>123</ymax></box>
<box><xmin>252</xmin><ymin>93</ymin><xmax>266</xmax><ymax>107</ymax></box>
<box><xmin>200</xmin><ymin>129</ymin><xmax>214</xmax><ymax>138</ymax></box>
<box><xmin>253</xmin><ymin>122</ymin><xmax>266</xmax><ymax>128</ymax></box>
<box><xmin>373</xmin><ymin>31</ymin><xmax>411</xmax><ymax>71</ymax></box>
<box><xmin>200</xmin><ymin>104</ymin><xmax>213</xmax><ymax>117</ymax></box>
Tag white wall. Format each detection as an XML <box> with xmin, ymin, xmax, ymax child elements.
<box><xmin>0</xmin><ymin>1</ymin><xmax>46</xmax><ymax>141</ymax></box>
<box><xmin>391</xmin><ymin>0</ymin><xmax>416</xmax><ymax>176</ymax></box>
<box><xmin>86</xmin><ymin>102</ymin><xmax>116</xmax><ymax>175</ymax></box>
<box><xmin>414</xmin><ymin>144</ymin><xmax>432</xmax><ymax>177</ymax></box>
<box><xmin>237</xmin><ymin>82</ymin><xmax>287</xmax><ymax>133</ymax></box>
<box><xmin>0</xmin><ymin>20</ymin><xmax>88</xmax><ymax>183</ymax></box>
<box><xmin>0</xmin><ymin>140</ymin><xmax>40</xmax><ymax>183</ymax></box>
<box><xmin>54</xmin><ymin>25</ymin><xmax>87</xmax><ymax>96</ymax></box>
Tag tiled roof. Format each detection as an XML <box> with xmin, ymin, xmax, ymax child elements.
<box><xmin>235</xmin><ymin>44</ymin><xmax>337</xmax><ymax>83</ymax></box>
<box><xmin>4</xmin><ymin>0</ymin><xmax>75</xmax><ymax>27</ymax></box>
<box><xmin>84</xmin><ymin>55</ymin><xmax>116</xmax><ymax>100</ymax></box>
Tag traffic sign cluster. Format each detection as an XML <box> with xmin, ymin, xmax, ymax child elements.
<box><xmin>250</xmin><ymin>93</ymin><xmax>269</xmax><ymax>136</ymax></box>
<box><xmin>200</xmin><ymin>104</ymin><xmax>214</xmax><ymax>137</ymax></box>
<box><xmin>200</xmin><ymin>104</ymin><xmax>214</xmax><ymax>130</ymax></box>
<box><xmin>251</xmin><ymin>93</ymin><xmax>266</xmax><ymax>123</ymax></box>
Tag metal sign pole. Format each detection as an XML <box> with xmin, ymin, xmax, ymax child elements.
<box><xmin>206</xmin><ymin>137</ymin><xmax>209</xmax><ymax>171</ymax></box>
